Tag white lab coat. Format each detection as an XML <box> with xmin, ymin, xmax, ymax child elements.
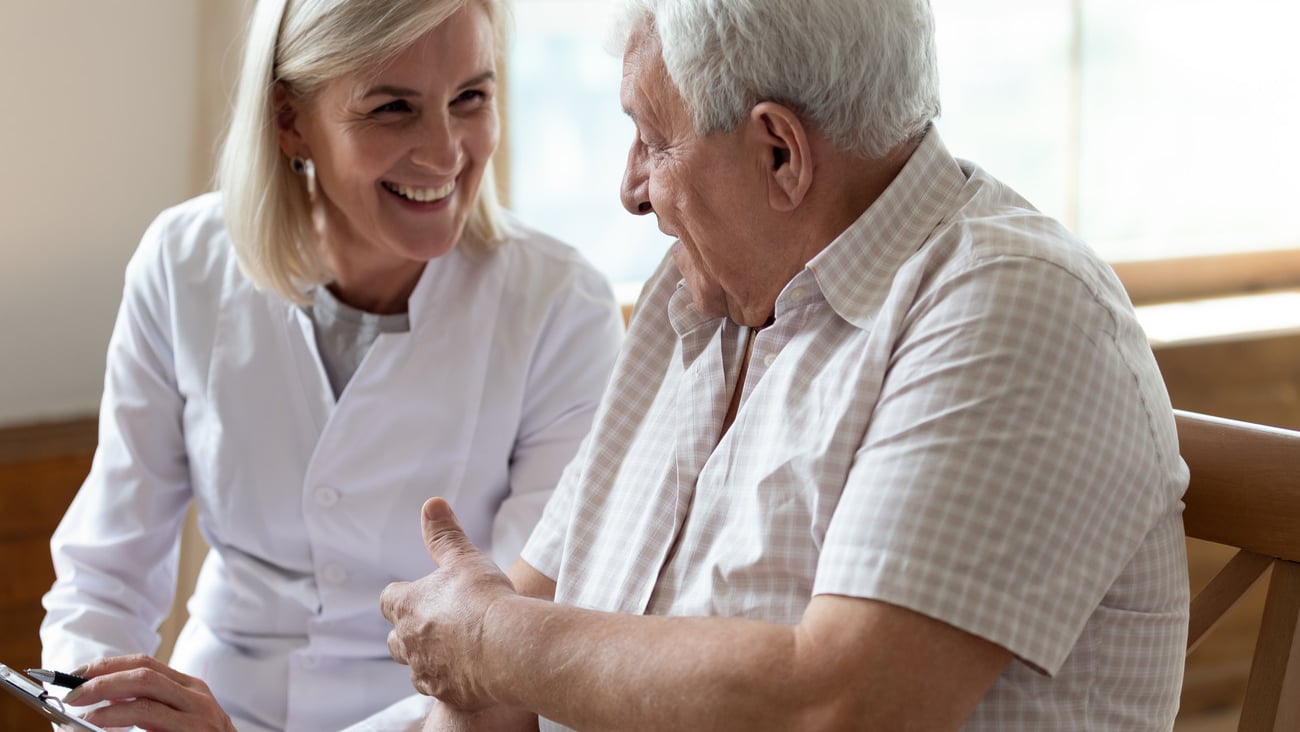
<box><xmin>40</xmin><ymin>192</ymin><xmax>624</xmax><ymax>731</ymax></box>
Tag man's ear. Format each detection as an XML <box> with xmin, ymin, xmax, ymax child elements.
<box><xmin>748</xmin><ymin>101</ymin><xmax>813</xmax><ymax>212</ymax></box>
<box><xmin>272</xmin><ymin>81</ymin><xmax>309</xmax><ymax>160</ymax></box>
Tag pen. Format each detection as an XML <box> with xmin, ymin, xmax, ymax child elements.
<box><xmin>24</xmin><ymin>669</ymin><xmax>88</xmax><ymax>689</ymax></box>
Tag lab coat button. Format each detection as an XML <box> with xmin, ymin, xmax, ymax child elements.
<box><xmin>315</xmin><ymin>487</ymin><xmax>340</xmax><ymax>508</ymax></box>
<box><xmin>300</xmin><ymin>655</ymin><xmax>320</xmax><ymax>670</ymax></box>
<box><xmin>323</xmin><ymin>564</ymin><xmax>348</xmax><ymax>584</ymax></box>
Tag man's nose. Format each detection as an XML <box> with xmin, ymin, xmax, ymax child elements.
<box><xmin>620</xmin><ymin>148</ymin><xmax>653</xmax><ymax>216</ymax></box>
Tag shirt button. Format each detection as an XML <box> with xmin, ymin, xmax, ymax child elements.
<box><xmin>315</xmin><ymin>487</ymin><xmax>340</xmax><ymax>508</ymax></box>
<box><xmin>300</xmin><ymin>655</ymin><xmax>320</xmax><ymax>670</ymax></box>
<box><xmin>763</xmin><ymin>353</ymin><xmax>776</xmax><ymax>367</ymax></box>
<box><xmin>323</xmin><ymin>564</ymin><xmax>348</xmax><ymax>584</ymax></box>
<box><xmin>788</xmin><ymin>287</ymin><xmax>806</xmax><ymax>303</ymax></box>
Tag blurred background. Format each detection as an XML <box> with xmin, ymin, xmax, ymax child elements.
<box><xmin>2</xmin><ymin>0</ymin><xmax>1298</xmax><ymax>425</ymax></box>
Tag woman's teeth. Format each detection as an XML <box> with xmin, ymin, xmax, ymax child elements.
<box><xmin>384</xmin><ymin>181</ymin><xmax>455</xmax><ymax>203</ymax></box>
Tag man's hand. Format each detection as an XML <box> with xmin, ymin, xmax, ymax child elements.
<box><xmin>382</xmin><ymin>497</ymin><xmax>517</xmax><ymax>711</ymax></box>
<box><xmin>61</xmin><ymin>654</ymin><xmax>235</xmax><ymax>732</ymax></box>
<box><xmin>422</xmin><ymin>700</ymin><xmax>539</xmax><ymax>732</ymax></box>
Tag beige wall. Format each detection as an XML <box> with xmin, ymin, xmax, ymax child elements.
<box><xmin>0</xmin><ymin>1</ymin><xmax>249</xmax><ymax>427</ymax></box>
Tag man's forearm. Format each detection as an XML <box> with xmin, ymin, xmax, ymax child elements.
<box><xmin>383</xmin><ymin>502</ymin><xmax>1005</xmax><ymax>730</ymax></box>
<box><xmin>479</xmin><ymin>597</ymin><xmax>827</xmax><ymax>731</ymax></box>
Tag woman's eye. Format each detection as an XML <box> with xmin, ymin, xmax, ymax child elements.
<box><xmin>454</xmin><ymin>89</ymin><xmax>488</xmax><ymax>105</ymax></box>
<box><xmin>372</xmin><ymin>100</ymin><xmax>411</xmax><ymax>115</ymax></box>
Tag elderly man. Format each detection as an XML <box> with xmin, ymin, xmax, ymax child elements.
<box><xmin>382</xmin><ymin>0</ymin><xmax>1190</xmax><ymax>729</ymax></box>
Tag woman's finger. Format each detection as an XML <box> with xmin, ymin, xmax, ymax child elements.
<box><xmin>65</xmin><ymin>666</ymin><xmax>204</xmax><ymax>715</ymax></box>
<box><xmin>83</xmin><ymin>695</ymin><xmax>233</xmax><ymax>732</ymax></box>
<box><xmin>78</xmin><ymin>654</ymin><xmax>209</xmax><ymax>691</ymax></box>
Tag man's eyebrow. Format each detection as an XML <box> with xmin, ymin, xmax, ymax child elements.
<box><xmin>621</xmin><ymin>100</ymin><xmax>641</xmax><ymax>122</ymax></box>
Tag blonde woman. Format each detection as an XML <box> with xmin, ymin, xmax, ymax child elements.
<box><xmin>39</xmin><ymin>0</ymin><xmax>623</xmax><ymax>729</ymax></box>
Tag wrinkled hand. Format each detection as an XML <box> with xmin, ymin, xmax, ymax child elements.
<box><xmin>382</xmin><ymin>497</ymin><xmax>517</xmax><ymax>711</ymax></box>
<box><xmin>62</xmin><ymin>654</ymin><xmax>235</xmax><ymax>732</ymax></box>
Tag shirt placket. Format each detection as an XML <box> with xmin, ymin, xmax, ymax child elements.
<box><xmin>638</xmin><ymin>324</ymin><xmax>730</xmax><ymax>611</ymax></box>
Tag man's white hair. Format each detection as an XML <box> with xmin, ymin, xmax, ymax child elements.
<box><xmin>614</xmin><ymin>0</ymin><xmax>940</xmax><ymax>160</ymax></box>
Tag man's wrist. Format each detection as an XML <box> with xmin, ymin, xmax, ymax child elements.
<box><xmin>477</xmin><ymin>592</ymin><xmax>534</xmax><ymax>709</ymax></box>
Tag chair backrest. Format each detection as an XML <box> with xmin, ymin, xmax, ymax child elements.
<box><xmin>1178</xmin><ymin>409</ymin><xmax>1300</xmax><ymax>731</ymax></box>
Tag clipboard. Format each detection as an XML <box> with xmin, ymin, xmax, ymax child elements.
<box><xmin>0</xmin><ymin>663</ymin><xmax>107</xmax><ymax>732</ymax></box>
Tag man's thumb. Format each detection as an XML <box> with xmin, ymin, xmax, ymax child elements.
<box><xmin>422</xmin><ymin>497</ymin><xmax>472</xmax><ymax>564</ymax></box>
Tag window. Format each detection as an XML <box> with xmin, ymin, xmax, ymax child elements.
<box><xmin>506</xmin><ymin>1</ymin><xmax>1300</xmax><ymax>296</ymax></box>
<box><xmin>506</xmin><ymin>1</ymin><xmax>668</xmax><ymax>297</ymax></box>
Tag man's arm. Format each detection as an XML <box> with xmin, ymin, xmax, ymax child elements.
<box><xmin>384</xmin><ymin>499</ymin><xmax>1012</xmax><ymax>731</ymax></box>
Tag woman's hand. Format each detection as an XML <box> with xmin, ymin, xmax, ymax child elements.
<box><xmin>62</xmin><ymin>654</ymin><xmax>236</xmax><ymax>732</ymax></box>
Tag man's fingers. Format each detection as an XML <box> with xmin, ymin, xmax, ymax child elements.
<box><xmin>380</xmin><ymin>580</ymin><xmax>410</xmax><ymax>624</ymax></box>
<box><xmin>387</xmin><ymin>628</ymin><xmax>408</xmax><ymax>665</ymax></box>
<box><xmin>421</xmin><ymin>497</ymin><xmax>476</xmax><ymax>565</ymax></box>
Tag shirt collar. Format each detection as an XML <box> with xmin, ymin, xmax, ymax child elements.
<box><xmin>661</xmin><ymin>127</ymin><xmax>967</xmax><ymax>348</ymax></box>
<box><xmin>668</xmin><ymin>278</ymin><xmax>725</xmax><ymax>367</ymax></box>
<box><xmin>807</xmin><ymin>126</ymin><xmax>967</xmax><ymax>330</ymax></box>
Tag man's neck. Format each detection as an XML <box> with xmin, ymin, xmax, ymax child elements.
<box><xmin>727</xmin><ymin>137</ymin><xmax>921</xmax><ymax>328</ymax></box>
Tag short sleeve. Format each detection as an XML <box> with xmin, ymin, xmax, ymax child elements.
<box><xmin>813</xmin><ymin>254</ymin><xmax>1174</xmax><ymax>675</ymax></box>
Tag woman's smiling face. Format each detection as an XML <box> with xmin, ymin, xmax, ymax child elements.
<box><xmin>280</xmin><ymin>4</ymin><xmax>499</xmax><ymax>281</ymax></box>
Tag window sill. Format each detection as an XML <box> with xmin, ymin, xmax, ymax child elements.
<box><xmin>1135</xmin><ymin>289</ymin><xmax>1300</xmax><ymax>349</ymax></box>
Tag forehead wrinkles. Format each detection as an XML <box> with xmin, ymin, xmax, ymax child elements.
<box><xmin>623</xmin><ymin>35</ymin><xmax>688</xmax><ymax>137</ymax></box>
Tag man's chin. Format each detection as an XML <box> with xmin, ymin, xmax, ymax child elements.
<box><xmin>670</xmin><ymin>243</ymin><xmax>726</xmax><ymax>315</ymax></box>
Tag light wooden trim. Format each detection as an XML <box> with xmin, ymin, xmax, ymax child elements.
<box><xmin>1177</xmin><ymin>411</ymin><xmax>1300</xmax><ymax>561</ymax></box>
<box><xmin>1188</xmin><ymin>550</ymin><xmax>1274</xmax><ymax>654</ymax></box>
<box><xmin>1239</xmin><ymin>559</ymin><xmax>1300</xmax><ymax>732</ymax></box>
<box><xmin>1113</xmin><ymin>249</ymin><xmax>1300</xmax><ymax>306</ymax></box>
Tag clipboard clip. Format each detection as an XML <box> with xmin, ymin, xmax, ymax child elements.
<box><xmin>39</xmin><ymin>688</ymin><xmax>68</xmax><ymax>714</ymax></box>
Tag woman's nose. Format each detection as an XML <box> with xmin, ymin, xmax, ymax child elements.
<box><xmin>412</xmin><ymin>114</ymin><xmax>461</xmax><ymax>173</ymax></box>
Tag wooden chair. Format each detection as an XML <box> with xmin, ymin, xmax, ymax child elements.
<box><xmin>1179</xmin><ymin>409</ymin><xmax>1300</xmax><ymax>731</ymax></box>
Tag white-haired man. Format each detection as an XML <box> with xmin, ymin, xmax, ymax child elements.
<box><xmin>383</xmin><ymin>0</ymin><xmax>1190</xmax><ymax>729</ymax></box>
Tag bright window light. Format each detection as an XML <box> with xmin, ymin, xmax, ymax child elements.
<box><xmin>508</xmin><ymin>0</ymin><xmax>1300</xmax><ymax>287</ymax></box>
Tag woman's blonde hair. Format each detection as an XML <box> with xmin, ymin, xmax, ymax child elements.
<box><xmin>218</xmin><ymin>0</ymin><xmax>510</xmax><ymax>303</ymax></box>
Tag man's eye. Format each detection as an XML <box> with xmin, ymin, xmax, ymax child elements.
<box><xmin>372</xmin><ymin>100</ymin><xmax>412</xmax><ymax>114</ymax></box>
